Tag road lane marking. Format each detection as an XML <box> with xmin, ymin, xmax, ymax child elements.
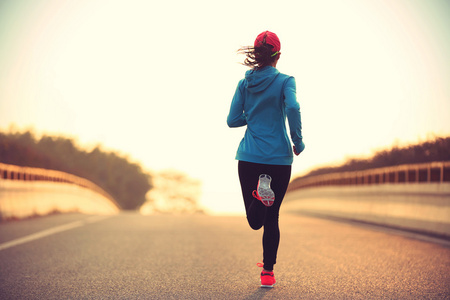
<box><xmin>0</xmin><ymin>215</ymin><xmax>113</xmax><ymax>251</ymax></box>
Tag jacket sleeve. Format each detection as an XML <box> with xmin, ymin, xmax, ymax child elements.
<box><xmin>284</xmin><ymin>77</ymin><xmax>305</xmax><ymax>152</ymax></box>
<box><xmin>227</xmin><ymin>80</ymin><xmax>247</xmax><ymax>128</ymax></box>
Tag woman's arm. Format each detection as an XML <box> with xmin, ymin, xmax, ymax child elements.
<box><xmin>227</xmin><ymin>80</ymin><xmax>247</xmax><ymax>128</ymax></box>
<box><xmin>284</xmin><ymin>77</ymin><xmax>305</xmax><ymax>154</ymax></box>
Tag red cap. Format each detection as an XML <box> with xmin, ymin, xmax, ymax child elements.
<box><xmin>254</xmin><ymin>31</ymin><xmax>281</xmax><ymax>54</ymax></box>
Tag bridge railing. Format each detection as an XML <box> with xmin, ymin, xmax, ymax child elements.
<box><xmin>0</xmin><ymin>162</ymin><xmax>121</xmax><ymax>220</ymax></box>
<box><xmin>284</xmin><ymin>161</ymin><xmax>450</xmax><ymax>238</ymax></box>
<box><xmin>0</xmin><ymin>162</ymin><xmax>118</xmax><ymax>206</ymax></box>
<box><xmin>288</xmin><ymin>161</ymin><xmax>450</xmax><ymax>192</ymax></box>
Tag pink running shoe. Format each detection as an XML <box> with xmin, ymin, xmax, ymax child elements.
<box><xmin>260</xmin><ymin>270</ymin><xmax>276</xmax><ymax>288</ymax></box>
<box><xmin>257</xmin><ymin>262</ymin><xmax>276</xmax><ymax>288</ymax></box>
<box><xmin>252</xmin><ymin>174</ymin><xmax>275</xmax><ymax>207</ymax></box>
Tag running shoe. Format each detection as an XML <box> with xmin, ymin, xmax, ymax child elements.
<box><xmin>252</xmin><ymin>174</ymin><xmax>275</xmax><ymax>207</ymax></box>
<box><xmin>260</xmin><ymin>270</ymin><xmax>276</xmax><ymax>288</ymax></box>
<box><xmin>257</xmin><ymin>262</ymin><xmax>276</xmax><ymax>288</ymax></box>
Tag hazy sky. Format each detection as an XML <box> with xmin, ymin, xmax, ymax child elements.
<box><xmin>1</xmin><ymin>0</ymin><xmax>449</xmax><ymax>214</ymax></box>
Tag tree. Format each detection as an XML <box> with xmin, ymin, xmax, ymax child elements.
<box><xmin>298</xmin><ymin>136</ymin><xmax>450</xmax><ymax>179</ymax></box>
<box><xmin>0</xmin><ymin>129</ymin><xmax>152</xmax><ymax>210</ymax></box>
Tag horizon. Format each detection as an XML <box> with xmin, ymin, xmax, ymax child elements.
<box><xmin>1</xmin><ymin>126</ymin><xmax>448</xmax><ymax>216</ymax></box>
<box><xmin>1</xmin><ymin>125</ymin><xmax>448</xmax><ymax>175</ymax></box>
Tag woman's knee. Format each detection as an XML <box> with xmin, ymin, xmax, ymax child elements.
<box><xmin>247</xmin><ymin>217</ymin><xmax>264</xmax><ymax>230</ymax></box>
<box><xmin>264</xmin><ymin>211</ymin><xmax>280</xmax><ymax>227</ymax></box>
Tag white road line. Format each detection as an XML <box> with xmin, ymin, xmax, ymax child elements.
<box><xmin>0</xmin><ymin>215</ymin><xmax>113</xmax><ymax>251</ymax></box>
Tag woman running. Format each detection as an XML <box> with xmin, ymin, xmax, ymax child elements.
<box><xmin>227</xmin><ymin>31</ymin><xmax>305</xmax><ymax>288</ymax></box>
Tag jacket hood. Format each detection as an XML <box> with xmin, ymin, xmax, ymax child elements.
<box><xmin>245</xmin><ymin>66</ymin><xmax>280</xmax><ymax>93</ymax></box>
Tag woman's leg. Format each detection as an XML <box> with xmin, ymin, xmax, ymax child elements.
<box><xmin>238</xmin><ymin>161</ymin><xmax>292</xmax><ymax>271</ymax></box>
<box><xmin>261</xmin><ymin>164</ymin><xmax>291</xmax><ymax>271</ymax></box>
<box><xmin>238</xmin><ymin>161</ymin><xmax>267</xmax><ymax>230</ymax></box>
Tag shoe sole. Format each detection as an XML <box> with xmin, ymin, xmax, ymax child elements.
<box><xmin>257</xmin><ymin>174</ymin><xmax>275</xmax><ymax>207</ymax></box>
<box><xmin>252</xmin><ymin>190</ymin><xmax>275</xmax><ymax>207</ymax></box>
<box><xmin>260</xmin><ymin>280</ymin><xmax>276</xmax><ymax>288</ymax></box>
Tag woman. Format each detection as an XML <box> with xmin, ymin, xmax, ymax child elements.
<box><xmin>227</xmin><ymin>31</ymin><xmax>305</xmax><ymax>288</ymax></box>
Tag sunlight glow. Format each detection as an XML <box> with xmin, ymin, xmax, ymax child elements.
<box><xmin>1</xmin><ymin>0</ymin><xmax>449</xmax><ymax>214</ymax></box>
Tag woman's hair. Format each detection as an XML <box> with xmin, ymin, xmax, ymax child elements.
<box><xmin>238</xmin><ymin>43</ymin><xmax>279</xmax><ymax>69</ymax></box>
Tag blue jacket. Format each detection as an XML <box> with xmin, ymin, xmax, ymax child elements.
<box><xmin>227</xmin><ymin>66</ymin><xmax>304</xmax><ymax>165</ymax></box>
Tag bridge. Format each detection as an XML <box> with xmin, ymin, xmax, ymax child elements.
<box><xmin>0</xmin><ymin>162</ymin><xmax>449</xmax><ymax>299</ymax></box>
<box><xmin>284</xmin><ymin>161</ymin><xmax>450</xmax><ymax>239</ymax></box>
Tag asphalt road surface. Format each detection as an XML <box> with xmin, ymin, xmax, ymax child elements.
<box><xmin>0</xmin><ymin>212</ymin><xmax>449</xmax><ymax>299</ymax></box>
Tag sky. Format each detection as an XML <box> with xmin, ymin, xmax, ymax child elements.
<box><xmin>1</xmin><ymin>0</ymin><xmax>449</xmax><ymax>215</ymax></box>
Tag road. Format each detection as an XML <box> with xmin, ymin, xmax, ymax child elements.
<box><xmin>0</xmin><ymin>212</ymin><xmax>449</xmax><ymax>299</ymax></box>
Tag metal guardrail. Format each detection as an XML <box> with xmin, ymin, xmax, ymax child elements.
<box><xmin>0</xmin><ymin>162</ymin><xmax>120</xmax><ymax>209</ymax></box>
<box><xmin>288</xmin><ymin>161</ymin><xmax>450</xmax><ymax>192</ymax></box>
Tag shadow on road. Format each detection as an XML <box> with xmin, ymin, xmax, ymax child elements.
<box><xmin>243</xmin><ymin>287</ymin><xmax>274</xmax><ymax>299</ymax></box>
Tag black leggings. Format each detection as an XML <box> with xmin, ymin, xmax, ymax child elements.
<box><xmin>238</xmin><ymin>160</ymin><xmax>292</xmax><ymax>271</ymax></box>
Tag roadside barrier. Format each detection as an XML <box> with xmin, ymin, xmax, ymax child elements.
<box><xmin>288</xmin><ymin>161</ymin><xmax>450</xmax><ymax>191</ymax></box>
<box><xmin>0</xmin><ymin>162</ymin><xmax>120</xmax><ymax>220</ymax></box>
<box><xmin>284</xmin><ymin>162</ymin><xmax>450</xmax><ymax>238</ymax></box>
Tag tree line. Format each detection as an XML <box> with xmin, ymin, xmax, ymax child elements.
<box><xmin>0</xmin><ymin>130</ymin><xmax>152</xmax><ymax>210</ymax></box>
<box><xmin>300</xmin><ymin>136</ymin><xmax>450</xmax><ymax>179</ymax></box>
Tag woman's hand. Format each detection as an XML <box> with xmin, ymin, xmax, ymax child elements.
<box><xmin>293</xmin><ymin>141</ymin><xmax>305</xmax><ymax>156</ymax></box>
